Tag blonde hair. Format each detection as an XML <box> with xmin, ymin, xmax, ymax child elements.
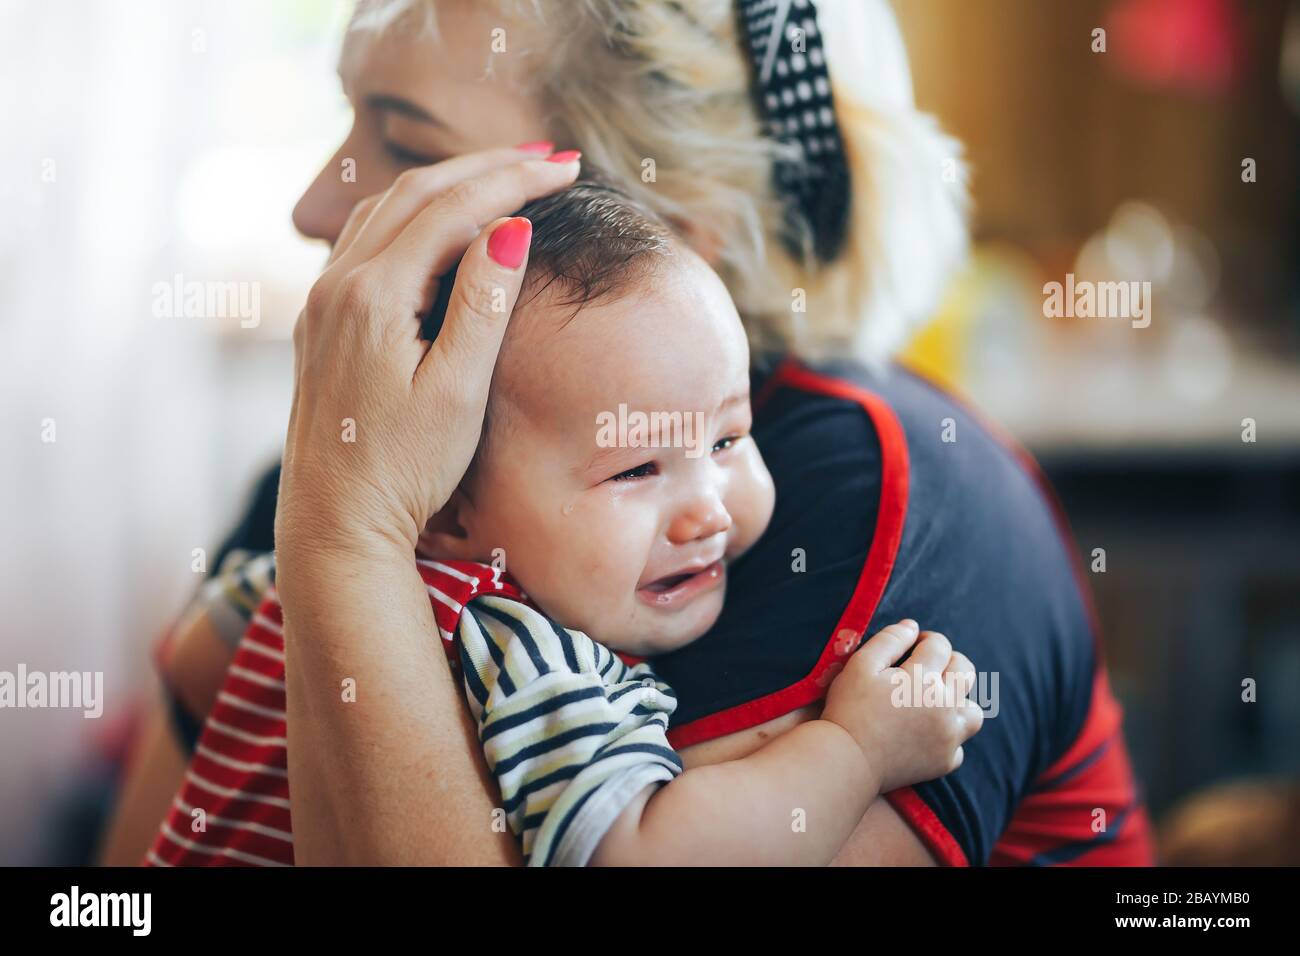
<box><xmin>352</xmin><ymin>0</ymin><xmax>969</xmax><ymax>365</ymax></box>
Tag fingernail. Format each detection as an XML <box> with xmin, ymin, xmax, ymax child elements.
<box><xmin>546</xmin><ymin>149</ymin><xmax>582</xmax><ymax>164</ymax></box>
<box><xmin>514</xmin><ymin>140</ymin><xmax>554</xmax><ymax>155</ymax></box>
<box><xmin>487</xmin><ymin>217</ymin><xmax>532</xmax><ymax>270</ymax></box>
<box><xmin>900</xmin><ymin>619</ymin><xmax>919</xmax><ymax>633</ymax></box>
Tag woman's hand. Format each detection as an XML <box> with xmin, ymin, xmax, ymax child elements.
<box><xmin>271</xmin><ymin>148</ymin><xmax>578</xmax><ymax>865</ymax></box>
<box><xmin>277</xmin><ymin>147</ymin><xmax>580</xmax><ymax>565</ymax></box>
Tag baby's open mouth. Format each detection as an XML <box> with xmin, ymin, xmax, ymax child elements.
<box><xmin>644</xmin><ymin>571</ymin><xmax>694</xmax><ymax>592</ymax></box>
<box><xmin>637</xmin><ymin>560</ymin><xmax>725</xmax><ymax>608</ymax></box>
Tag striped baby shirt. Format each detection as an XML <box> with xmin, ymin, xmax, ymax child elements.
<box><xmin>146</xmin><ymin>551</ymin><xmax>682</xmax><ymax>867</ymax></box>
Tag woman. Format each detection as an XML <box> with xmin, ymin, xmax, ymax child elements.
<box><xmin>102</xmin><ymin>0</ymin><xmax>1152</xmax><ymax>866</ymax></box>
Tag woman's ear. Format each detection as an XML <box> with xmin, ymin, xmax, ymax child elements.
<box><xmin>416</xmin><ymin>489</ymin><xmax>480</xmax><ymax>561</ymax></box>
<box><xmin>671</xmin><ymin>214</ymin><xmax>724</xmax><ymax>267</ymax></box>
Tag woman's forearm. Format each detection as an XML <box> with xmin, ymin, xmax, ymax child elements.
<box><xmin>277</xmin><ymin>544</ymin><xmax>520</xmax><ymax>865</ymax></box>
<box><xmin>269</xmin><ymin>150</ymin><xmax>577</xmax><ymax>864</ymax></box>
<box><xmin>592</xmin><ymin>719</ymin><xmax>878</xmax><ymax>866</ymax></box>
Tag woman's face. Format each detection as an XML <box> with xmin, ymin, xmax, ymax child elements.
<box><xmin>293</xmin><ymin>0</ymin><xmax>552</xmax><ymax>246</ymax></box>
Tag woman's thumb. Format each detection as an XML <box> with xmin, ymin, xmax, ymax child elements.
<box><xmin>418</xmin><ymin>216</ymin><xmax>532</xmax><ymax>399</ymax></box>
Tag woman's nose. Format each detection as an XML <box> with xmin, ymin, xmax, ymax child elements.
<box><xmin>292</xmin><ymin>158</ymin><xmax>363</xmax><ymax>245</ymax></box>
<box><xmin>667</xmin><ymin>495</ymin><xmax>733</xmax><ymax>544</ymax></box>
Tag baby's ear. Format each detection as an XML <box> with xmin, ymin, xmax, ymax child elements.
<box><xmin>416</xmin><ymin>489</ymin><xmax>477</xmax><ymax>561</ymax></box>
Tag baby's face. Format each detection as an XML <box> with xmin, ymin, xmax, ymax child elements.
<box><xmin>439</xmin><ymin>253</ymin><xmax>774</xmax><ymax>655</ymax></box>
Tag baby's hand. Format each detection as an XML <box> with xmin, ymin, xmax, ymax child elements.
<box><xmin>822</xmin><ymin>620</ymin><xmax>983</xmax><ymax>794</ymax></box>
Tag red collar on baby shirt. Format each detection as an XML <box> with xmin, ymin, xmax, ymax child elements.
<box><xmin>418</xmin><ymin>559</ymin><xmax>647</xmax><ymax>668</ymax></box>
<box><xmin>415</xmin><ymin>559</ymin><xmax>527</xmax><ymax>648</ymax></box>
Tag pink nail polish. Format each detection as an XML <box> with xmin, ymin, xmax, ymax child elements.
<box><xmin>514</xmin><ymin>140</ymin><xmax>554</xmax><ymax>155</ymax></box>
<box><xmin>546</xmin><ymin>149</ymin><xmax>582</xmax><ymax>164</ymax></box>
<box><xmin>487</xmin><ymin>217</ymin><xmax>532</xmax><ymax>270</ymax></box>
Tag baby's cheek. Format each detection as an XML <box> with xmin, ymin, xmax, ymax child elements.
<box><xmin>527</xmin><ymin>503</ymin><xmax>645</xmax><ymax>627</ymax></box>
<box><xmin>477</xmin><ymin>501</ymin><xmax>569</xmax><ymax>603</ymax></box>
<box><xmin>726</xmin><ymin>448</ymin><xmax>776</xmax><ymax>554</ymax></box>
<box><xmin>574</xmin><ymin>516</ymin><xmax>647</xmax><ymax>591</ymax></box>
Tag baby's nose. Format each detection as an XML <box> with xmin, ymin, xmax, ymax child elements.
<box><xmin>667</xmin><ymin>497</ymin><xmax>732</xmax><ymax>544</ymax></box>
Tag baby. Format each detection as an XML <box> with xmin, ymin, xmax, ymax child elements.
<box><xmin>147</xmin><ymin>179</ymin><xmax>981</xmax><ymax>868</ymax></box>
<box><xmin>408</xmin><ymin>178</ymin><xmax>983</xmax><ymax>865</ymax></box>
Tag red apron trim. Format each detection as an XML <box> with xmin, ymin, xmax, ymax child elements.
<box><xmin>885</xmin><ymin>787</ymin><xmax>970</xmax><ymax>867</ymax></box>
<box><xmin>666</xmin><ymin>359</ymin><xmax>910</xmax><ymax>749</ymax></box>
<box><xmin>1039</xmin><ymin>668</ymin><xmax>1122</xmax><ymax>781</ymax></box>
<box><xmin>751</xmin><ymin>355</ymin><xmax>801</xmax><ymax>414</ymax></box>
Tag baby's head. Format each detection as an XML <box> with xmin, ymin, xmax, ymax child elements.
<box><xmin>420</xmin><ymin>178</ymin><xmax>775</xmax><ymax>656</ymax></box>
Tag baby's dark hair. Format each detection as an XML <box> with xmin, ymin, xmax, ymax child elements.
<box><xmin>421</xmin><ymin>170</ymin><xmax>677</xmax><ymax>342</ymax></box>
<box><xmin>447</xmin><ymin>171</ymin><xmax>682</xmax><ymax>491</ymax></box>
<box><xmin>515</xmin><ymin>171</ymin><xmax>677</xmax><ymax>320</ymax></box>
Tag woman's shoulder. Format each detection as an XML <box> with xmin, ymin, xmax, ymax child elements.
<box><xmin>754</xmin><ymin>356</ymin><xmax>1072</xmax><ymax>537</ymax></box>
<box><xmin>747</xmin><ymin>357</ymin><xmax>893</xmax><ymax>552</ymax></box>
<box><xmin>755</xmin><ymin>355</ymin><xmax>1096</xmax><ymax>670</ymax></box>
<box><xmin>771</xmin><ymin>358</ymin><xmax>1103</xmax><ymax>803</ymax></box>
<box><xmin>661</xmin><ymin>357</ymin><xmax>1096</xmax><ymax>750</ymax></box>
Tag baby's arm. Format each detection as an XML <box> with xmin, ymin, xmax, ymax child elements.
<box><xmin>589</xmin><ymin>620</ymin><xmax>982</xmax><ymax>866</ymax></box>
<box><xmin>156</xmin><ymin>550</ymin><xmax>276</xmax><ymax>721</ymax></box>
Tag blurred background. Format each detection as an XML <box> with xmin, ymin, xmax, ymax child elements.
<box><xmin>0</xmin><ymin>0</ymin><xmax>349</xmax><ymax>864</ymax></box>
<box><xmin>894</xmin><ymin>0</ymin><xmax>1300</xmax><ymax>862</ymax></box>
<box><xmin>0</xmin><ymin>0</ymin><xmax>1296</xmax><ymax>865</ymax></box>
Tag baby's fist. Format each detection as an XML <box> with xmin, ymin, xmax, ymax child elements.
<box><xmin>822</xmin><ymin>621</ymin><xmax>984</xmax><ymax>794</ymax></box>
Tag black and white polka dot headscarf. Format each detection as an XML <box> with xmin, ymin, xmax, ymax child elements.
<box><xmin>737</xmin><ymin>0</ymin><xmax>851</xmax><ymax>263</ymax></box>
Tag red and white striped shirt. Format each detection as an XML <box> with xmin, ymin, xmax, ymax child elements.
<box><xmin>146</xmin><ymin>559</ymin><xmax>525</xmax><ymax>867</ymax></box>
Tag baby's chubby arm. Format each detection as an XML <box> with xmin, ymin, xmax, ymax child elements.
<box><xmin>589</xmin><ymin>620</ymin><xmax>983</xmax><ymax>866</ymax></box>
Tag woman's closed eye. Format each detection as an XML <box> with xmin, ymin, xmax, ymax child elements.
<box><xmin>383</xmin><ymin>141</ymin><xmax>439</xmax><ymax>167</ymax></box>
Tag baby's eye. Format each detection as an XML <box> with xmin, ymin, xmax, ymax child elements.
<box><xmin>609</xmin><ymin>462</ymin><xmax>657</xmax><ymax>482</ymax></box>
<box><xmin>713</xmin><ymin>435</ymin><xmax>745</xmax><ymax>454</ymax></box>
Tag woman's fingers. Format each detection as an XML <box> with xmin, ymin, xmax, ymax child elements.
<box><xmin>415</xmin><ymin>215</ymin><xmax>532</xmax><ymax>408</ymax></box>
<box><xmin>855</xmin><ymin>619</ymin><xmax>921</xmax><ymax>673</ymax></box>
<box><xmin>279</xmin><ymin>153</ymin><xmax>580</xmax><ymax>543</ymax></box>
<box><xmin>373</xmin><ymin>154</ymin><xmax>580</xmax><ymax>311</ymax></box>
<box><xmin>331</xmin><ymin>146</ymin><xmax>559</xmax><ymax>273</ymax></box>
<box><xmin>327</xmin><ymin>194</ymin><xmax>382</xmax><ymax>267</ymax></box>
